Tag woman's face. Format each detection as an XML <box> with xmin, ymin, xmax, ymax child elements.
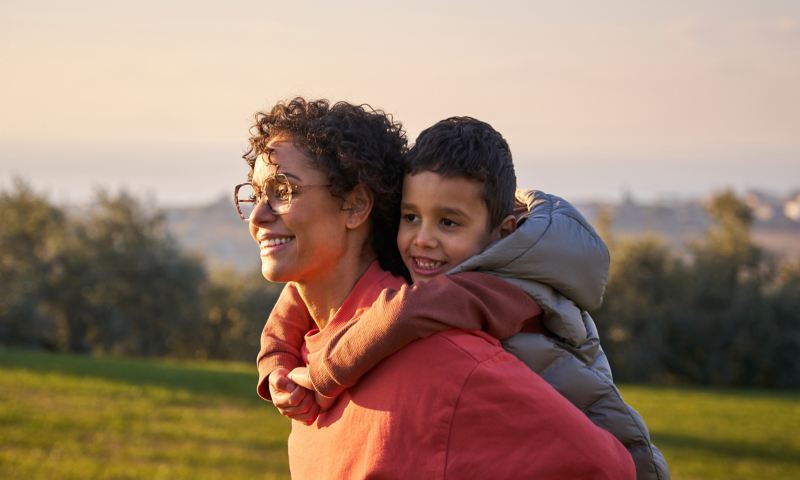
<box><xmin>248</xmin><ymin>138</ymin><xmax>349</xmax><ymax>284</ymax></box>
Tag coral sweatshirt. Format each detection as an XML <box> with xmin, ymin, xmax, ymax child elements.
<box><xmin>274</xmin><ymin>262</ymin><xmax>635</xmax><ymax>479</ymax></box>
<box><xmin>257</xmin><ymin>269</ymin><xmax>544</xmax><ymax>400</ymax></box>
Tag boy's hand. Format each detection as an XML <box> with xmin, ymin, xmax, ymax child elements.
<box><xmin>268</xmin><ymin>367</ymin><xmax>319</xmax><ymax>424</ymax></box>
<box><xmin>288</xmin><ymin>367</ymin><xmax>338</xmax><ymax>412</ymax></box>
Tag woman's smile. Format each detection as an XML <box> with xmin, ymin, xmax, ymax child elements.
<box><xmin>258</xmin><ymin>235</ymin><xmax>295</xmax><ymax>256</ymax></box>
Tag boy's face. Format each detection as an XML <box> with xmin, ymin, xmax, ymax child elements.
<box><xmin>397</xmin><ymin>171</ymin><xmax>502</xmax><ymax>283</ymax></box>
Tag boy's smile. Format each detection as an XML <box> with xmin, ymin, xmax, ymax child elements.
<box><xmin>397</xmin><ymin>171</ymin><xmax>502</xmax><ymax>283</ymax></box>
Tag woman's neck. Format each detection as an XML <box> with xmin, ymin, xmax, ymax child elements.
<box><xmin>294</xmin><ymin>246</ymin><xmax>377</xmax><ymax>330</ymax></box>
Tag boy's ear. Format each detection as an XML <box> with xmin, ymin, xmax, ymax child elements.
<box><xmin>343</xmin><ymin>184</ymin><xmax>374</xmax><ymax>230</ymax></box>
<box><xmin>497</xmin><ymin>214</ymin><xmax>517</xmax><ymax>239</ymax></box>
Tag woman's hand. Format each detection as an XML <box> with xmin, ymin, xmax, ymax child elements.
<box><xmin>268</xmin><ymin>367</ymin><xmax>320</xmax><ymax>424</ymax></box>
<box><xmin>288</xmin><ymin>367</ymin><xmax>338</xmax><ymax>412</ymax></box>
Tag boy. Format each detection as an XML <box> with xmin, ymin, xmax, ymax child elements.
<box><xmin>258</xmin><ymin>117</ymin><xmax>668</xmax><ymax>480</ymax></box>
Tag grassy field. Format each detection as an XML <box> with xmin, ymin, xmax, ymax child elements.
<box><xmin>1</xmin><ymin>348</ymin><xmax>798</xmax><ymax>479</ymax></box>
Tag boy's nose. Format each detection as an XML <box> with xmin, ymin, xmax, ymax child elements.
<box><xmin>413</xmin><ymin>226</ymin><xmax>437</xmax><ymax>249</ymax></box>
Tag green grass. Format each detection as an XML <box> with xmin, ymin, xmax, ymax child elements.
<box><xmin>622</xmin><ymin>385</ymin><xmax>800</xmax><ymax>480</ymax></box>
<box><xmin>1</xmin><ymin>348</ymin><xmax>798</xmax><ymax>480</ymax></box>
<box><xmin>0</xmin><ymin>348</ymin><xmax>290</xmax><ymax>480</ymax></box>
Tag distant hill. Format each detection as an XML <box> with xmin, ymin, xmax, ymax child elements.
<box><xmin>165</xmin><ymin>192</ymin><xmax>800</xmax><ymax>272</ymax></box>
<box><xmin>164</xmin><ymin>195</ymin><xmax>260</xmax><ymax>272</ymax></box>
<box><xmin>574</xmin><ymin>191</ymin><xmax>800</xmax><ymax>258</ymax></box>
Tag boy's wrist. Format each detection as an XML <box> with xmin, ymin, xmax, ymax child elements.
<box><xmin>308</xmin><ymin>359</ymin><xmax>348</xmax><ymax>398</ymax></box>
<box><xmin>259</xmin><ymin>354</ymin><xmax>301</xmax><ymax>375</ymax></box>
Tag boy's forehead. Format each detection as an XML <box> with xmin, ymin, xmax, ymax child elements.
<box><xmin>403</xmin><ymin>171</ymin><xmax>480</xmax><ymax>186</ymax></box>
<box><xmin>402</xmin><ymin>171</ymin><xmax>488</xmax><ymax>212</ymax></box>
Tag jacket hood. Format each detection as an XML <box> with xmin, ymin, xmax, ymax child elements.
<box><xmin>449</xmin><ymin>190</ymin><xmax>610</xmax><ymax>344</ymax></box>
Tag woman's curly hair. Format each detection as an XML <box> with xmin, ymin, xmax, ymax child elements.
<box><xmin>243</xmin><ymin>97</ymin><xmax>409</xmax><ymax>277</ymax></box>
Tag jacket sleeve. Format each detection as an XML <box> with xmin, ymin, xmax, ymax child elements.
<box><xmin>256</xmin><ymin>282</ymin><xmax>313</xmax><ymax>401</ymax></box>
<box><xmin>445</xmin><ymin>351</ymin><xmax>636</xmax><ymax>480</ymax></box>
<box><xmin>307</xmin><ymin>272</ymin><xmax>542</xmax><ymax>398</ymax></box>
<box><xmin>453</xmin><ymin>189</ymin><xmax>610</xmax><ymax>312</ymax></box>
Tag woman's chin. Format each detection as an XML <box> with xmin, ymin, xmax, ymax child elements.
<box><xmin>260</xmin><ymin>262</ymin><xmax>289</xmax><ymax>283</ymax></box>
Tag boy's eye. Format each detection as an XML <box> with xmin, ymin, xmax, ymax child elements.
<box><xmin>401</xmin><ymin>213</ymin><xmax>419</xmax><ymax>223</ymax></box>
<box><xmin>440</xmin><ymin>218</ymin><xmax>459</xmax><ymax>228</ymax></box>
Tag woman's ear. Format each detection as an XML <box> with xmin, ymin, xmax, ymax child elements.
<box><xmin>343</xmin><ymin>184</ymin><xmax>374</xmax><ymax>230</ymax></box>
<box><xmin>496</xmin><ymin>214</ymin><xmax>517</xmax><ymax>239</ymax></box>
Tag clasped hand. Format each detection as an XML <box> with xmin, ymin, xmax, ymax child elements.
<box><xmin>267</xmin><ymin>367</ymin><xmax>338</xmax><ymax>424</ymax></box>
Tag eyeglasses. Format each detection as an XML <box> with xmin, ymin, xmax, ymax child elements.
<box><xmin>234</xmin><ymin>173</ymin><xmax>331</xmax><ymax>221</ymax></box>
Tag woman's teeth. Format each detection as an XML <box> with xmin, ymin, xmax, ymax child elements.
<box><xmin>262</xmin><ymin>237</ymin><xmax>293</xmax><ymax>247</ymax></box>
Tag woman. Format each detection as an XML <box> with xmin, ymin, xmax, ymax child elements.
<box><xmin>240</xmin><ymin>97</ymin><xmax>634</xmax><ymax>479</ymax></box>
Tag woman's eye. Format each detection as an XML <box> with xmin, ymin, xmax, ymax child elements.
<box><xmin>274</xmin><ymin>184</ymin><xmax>292</xmax><ymax>201</ymax></box>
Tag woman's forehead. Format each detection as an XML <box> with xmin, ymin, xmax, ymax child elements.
<box><xmin>254</xmin><ymin>140</ymin><xmax>322</xmax><ymax>181</ymax></box>
<box><xmin>262</xmin><ymin>138</ymin><xmax>310</xmax><ymax>164</ymax></box>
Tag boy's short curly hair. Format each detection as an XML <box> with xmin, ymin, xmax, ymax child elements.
<box><xmin>243</xmin><ymin>97</ymin><xmax>408</xmax><ymax>277</ymax></box>
<box><xmin>405</xmin><ymin>116</ymin><xmax>516</xmax><ymax>230</ymax></box>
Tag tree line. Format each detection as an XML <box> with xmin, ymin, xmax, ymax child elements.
<box><xmin>0</xmin><ymin>179</ymin><xmax>281</xmax><ymax>363</ymax></box>
<box><xmin>593</xmin><ymin>191</ymin><xmax>800</xmax><ymax>388</ymax></box>
<box><xmin>2</xmin><ymin>181</ymin><xmax>799</xmax><ymax>387</ymax></box>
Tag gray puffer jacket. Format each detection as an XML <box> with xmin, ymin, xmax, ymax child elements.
<box><xmin>450</xmin><ymin>189</ymin><xmax>669</xmax><ymax>480</ymax></box>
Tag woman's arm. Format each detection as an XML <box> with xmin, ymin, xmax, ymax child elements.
<box><xmin>307</xmin><ymin>272</ymin><xmax>543</xmax><ymax>398</ymax></box>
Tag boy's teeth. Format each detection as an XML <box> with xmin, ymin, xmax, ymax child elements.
<box><xmin>263</xmin><ymin>237</ymin><xmax>293</xmax><ymax>247</ymax></box>
<box><xmin>415</xmin><ymin>258</ymin><xmax>443</xmax><ymax>269</ymax></box>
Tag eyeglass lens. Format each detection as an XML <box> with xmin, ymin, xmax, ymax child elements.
<box><xmin>236</xmin><ymin>183</ymin><xmax>257</xmax><ymax>220</ymax></box>
<box><xmin>235</xmin><ymin>176</ymin><xmax>294</xmax><ymax>220</ymax></box>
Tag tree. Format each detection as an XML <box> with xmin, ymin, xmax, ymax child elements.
<box><xmin>0</xmin><ymin>179</ymin><xmax>66</xmax><ymax>348</ymax></box>
<box><xmin>596</xmin><ymin>234</ymin><xmax>685</xmax><ymax>382</ymax></box>
<box><xmin>766</xmin><ymin>262</ymin><xmax>800</xmax><ymax>387</ymax></box>
<box><xmin>196</xmin><ymin>268</ymin><xmax>283</xmax><ymax>361</ymax></box>
<box><xmin>59</xmin><ymin>191</ymin><xmax>208</xmax><ymax>356</ymax></box>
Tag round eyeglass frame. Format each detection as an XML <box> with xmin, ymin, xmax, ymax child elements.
<box><xmin>233</xmin><ymin>174</ymin><xmax>331</xmax><ymax>221</ymax></box>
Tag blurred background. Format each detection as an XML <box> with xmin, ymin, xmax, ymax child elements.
<box><xmin>2</xmin><ymin>1</ymin><xmax>799</xmax><ymax>479</ymax></box>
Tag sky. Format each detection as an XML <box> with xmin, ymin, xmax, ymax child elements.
<box><xmin>1</xmin><ymin>0</ymin><xmax>799</xmax><ymax>206</ymax></box>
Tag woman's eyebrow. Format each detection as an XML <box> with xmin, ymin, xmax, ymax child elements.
<box><xmin>280</xmin><ymin>172</ymin><xmax>302</xmax><ymax>182</ymax></box>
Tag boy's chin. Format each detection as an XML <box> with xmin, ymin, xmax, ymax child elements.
<box><xmin>407</xmin><ymin>269</ymin><xmax>438</xmax><ymax>283</ymax></box>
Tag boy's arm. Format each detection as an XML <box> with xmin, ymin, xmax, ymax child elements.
<box><xmin>256</xmin><ymin>282</ymin><xmax>314</xmax><ymax>401</ymax></box>
<box><xmin>308</xmin><ymin>272</ymin><xmax>542</xmax><ymax>398</ymax></box>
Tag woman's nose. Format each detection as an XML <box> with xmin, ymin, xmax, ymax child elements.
<box><xmin>249</xmin><ymin>199</ymin><xmax>279</xmax><ymax>225</ymax></box>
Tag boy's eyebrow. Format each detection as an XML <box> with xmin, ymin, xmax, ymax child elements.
<box><xmin>401</xmin><ymin>201</ymin><xmax>469</xmax><ymax>218</ymax></box>
<box><xmin>436</xmin><ymin>206</ymin><xmax>469</xmax><ymax>218</ymax></box>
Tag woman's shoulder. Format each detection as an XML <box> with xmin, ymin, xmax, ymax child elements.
<box><xmin>386</xmin><ymin>329</ymin><xmax>520</xmax><ymax>382</ymax></box>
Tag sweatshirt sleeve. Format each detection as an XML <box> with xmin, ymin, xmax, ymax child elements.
<box><xmin>307</xmin><ymin>272</ymin><xmax>542</xmax><ymax>397</ymax></box>
<box><xmin>445</xmin><ymin>351</ymin><xmax>636</xmax><ymax>480</ymax></box>
<box><xmin>256</xmin><ymin>282</ymin><xmax>313</xmax><ymax>402</ymax></box>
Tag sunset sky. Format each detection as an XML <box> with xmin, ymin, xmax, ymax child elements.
<box><xmin>1</xmin><ymin>0</ymin><xmax>798</xmax><ymax>205</ymax></box>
